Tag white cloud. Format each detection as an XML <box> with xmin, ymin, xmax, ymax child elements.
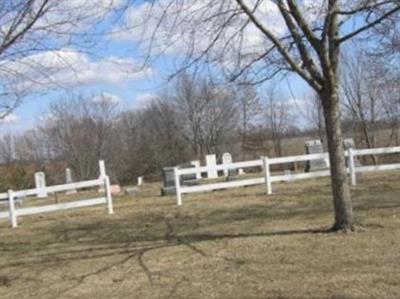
<box><xmin>91</xmin><ymin>92</ymin><xmax>121</xmax><ymax>104</ymax></box>
<box><xmin>133</xmin><ymin>93</ymin><xmax>159</xmax><ymax>109</ymax></box>
<box><xmin>0</xmin><ymin>49</ymin><xmax>152</xmax><ymax>93</ymax></box>
<box><xmin>29</xmin><ymin>0</ymin><xmax>123</xmax><ymax>36</ymax></box>
<box><xmin>285</xmin><ymin>98</ymin><xmax>309</xmax><ymax>108</ymax></box>
<box><xmin>114</xmin><ymin>1</ymin><xmax>286</xmax><ymax>65</ymax></box>
<box><xmin>0</xmin><ymin>113</ymin><xmax>18</xmax><ymax>124</ymax></box>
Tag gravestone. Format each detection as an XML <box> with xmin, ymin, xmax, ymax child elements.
<box><xmin>161</xmin><ymin>167</ymin><xmax>175</xmax><ymax>196</ymax></box>
<box><xmin>190</xmin><ymin>160</ymin><xmax>202</xmax><ymax>179</ymax></box>
<box><xmin>179</xmin><ymin>164</ymin><xmax>197</xmax><ymax>184</ymax></box>
<box><xmin>283</xmin><ymin>169</ymin><xmax>292</xmax><ymax>182</ymax></box>
<box><xmin>161</xmin><ymin>164</ymin><xmax>198</xmax><ymax>196</ymax></box>
<box><xmin>137</xmin><ymin>176</ymin><xmax>143</xmax><ymax>186</ymax></box>
<box><xmin>238</xmin><ymin>168</ymin><xmax>245</xmax><ymax>175</ymax></box>
<box><xmin>110</xmin><ymin>184</ymin><xmax>121</xmax><ymax>195</ymax></box>
<box><xmin>222</xmin><ymin>152</ymin><xmax>233</xmax><ymax>177</ymax></box>
<box><xmin>34</xmin><ymin>172</ymin><xmax>47</xmax><ymax>198</ymax></box>
<box><xmin>205</xmin><ymin>154</ymin><xmax>218</xmax><ymax>179</ymax></box>
<box><xmin>65</xmin><ymin>168</ymin><xmax>77</xmax><ymax>194</ymax></box>
<box><xmin>125</xmin><ymin>186</ymin><xmax>139</xmax><ymax>196</ymax></box>
<box><xmin>305</xmin><ymin>140</ymin><xmax>329</xmax><ymax>172</ymax></box>
<box><xmin>343</xmin><ymin>138</ymin><xmax>362</xmax><ymax>167</ymax></box>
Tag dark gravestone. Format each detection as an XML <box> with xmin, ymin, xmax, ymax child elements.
<box><xmin>343</xmin><ymin>138</ymin><xmax>362</xmax><ymax>167</ymax></box>
<box><xmin>226</xmin><ymin>168</ymin><xmax>239</xmax><ymax>181</ymax></box>
<box><xmin>161</xmin><ymin>164</ymin><xmax>198</xmax><ymax>196</ymax></box>
<box><xmin>305</xmin><ymin>140</ymin><xmax>329</xmax><ymax>172</ymax></box>
<box><xmin>179</xmin><ymin>164</ymin><xmax>197</xmax><ymax>184</ymax></box>
<box><xmin>161</xmin><ymin>167</ymin><xmax>176</xmax><ymax>196</ymax></box>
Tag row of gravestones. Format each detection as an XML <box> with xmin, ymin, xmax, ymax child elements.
<box><xmin>305</xmin><ymin>138</ymin><xmax>361</xmax><ymax>172</ymax></box>
<box><xmin>161</xmin><ymin>152</ymin><xmax>239</xmax><ymax>196</ymax></box>
<box><xmin>161</xmin><ymin>138</ymin><xmax>361</xmax><ymax>195</ymax></box>
<box><xmin>33</xmin><ymin>168</ymin><xmax>77</xmax><ymax>198</ymax></box>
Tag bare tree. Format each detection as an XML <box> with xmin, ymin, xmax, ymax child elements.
<box><xmin>114</xmin><ymin>99</ymin><xmax>189</xmax><ymax>182</ymax></box>
<box><xmin>233</xmin><ymin>83</ymin><xmax>261</xmax><ymax>160</ymax></box>
<box><xmin>14</xmin><ymin>129</ymin><xmax>51</xmax><ymax>166</ymax></box>
<box><xmin>341</xmin><ymin>45</ymin><xmax>400</xmax><ymax>152</ymax></box>
<box><xmin>172</xmin><ymin>73</ymin><xmax>238</xmax><ymax>158</ymax></box>
<box><xmin>303</xmin><ymin>92</ymin><xmax>325</xmax><ymax>141</ymax></box>
<box><xmin>42</xmin><ymin>93</ymin><xmax>118</xmax><ymax>180</ymax></box>
<box><xmin>263</xmin><ymin>86</ymin><xmax>294</xmax><ymax>157</ymax></box>
<box><xmin>381</xmin><ymin>69</ymin><xmax>400</xmax><ymax>146</ymax></box>
<box><xmin>0</xmin><ymin>0</ymin><xmax>122</xmax><ymax>119</ymax></box>
<box><xmin>0</xmin><ymin>134</ymin><xmax>15</xmax><ymax>165</ymax></box>
<box><xmin>128</xmin><ymin>0</ymin><xmax>400</xmax><ymax>231</ymax></box>
<box><xmin>341</xmin><ymin>49</ymin><xmax>383</xmax><ymax>162</ymax></box>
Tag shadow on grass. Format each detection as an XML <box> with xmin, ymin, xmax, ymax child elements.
<box><xmin>1</xmin><ymin>176</ymin><xmax>398</xmax><ymax>298</ymax></box>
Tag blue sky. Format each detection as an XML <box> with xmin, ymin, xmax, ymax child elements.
<box><xmin>2</xmin><ymin>0</ymin><xmax>354</xmax><ymax>135</ymax></box>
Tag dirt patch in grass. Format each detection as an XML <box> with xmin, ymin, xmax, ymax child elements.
<box><xmin>0</xmin><ymin>172</ymin><xmax>399</xmax><ymax>299</ymax></box>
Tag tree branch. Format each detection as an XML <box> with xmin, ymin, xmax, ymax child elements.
<box><xmin>235</xmin><ymin>0</ymin><xmax>322</xmax><ymax>91</ymax></box>
<box><xmin>339</xmin><ymin>4</ymin><xmax>400</xmax><ymax>43</ymax></box>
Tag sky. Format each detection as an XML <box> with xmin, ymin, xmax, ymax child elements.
<box><xmin>1</xmin><ymin>0</ymin><xmax>375</xmax><ymax>135</ymax></box>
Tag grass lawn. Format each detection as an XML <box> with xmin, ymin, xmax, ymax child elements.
<box><xmin>0</xmin><ymin>171</ymin><xmax>399</xmax><ymax>299</ymax></box>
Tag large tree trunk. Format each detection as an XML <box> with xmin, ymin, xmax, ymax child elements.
<box><xmin>320</xmin><ymin>88</ymin><xmax>355</xmax><ymax>231</ymax></box>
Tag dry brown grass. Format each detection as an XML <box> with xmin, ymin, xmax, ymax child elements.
<box><xmin>0</xmin><ymin>171</ymin><xmax>399</xmax><ymax>299</ymax></box>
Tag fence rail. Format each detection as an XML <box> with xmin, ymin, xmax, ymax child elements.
<box><xmin>174</xmin><ymin>146</ymin><xmax>400</xmax><ymax>205</ymax></box>
<box><xmin>0</xmin><ymin>161</ymin><xmax>113</xmax><ymax>228</ymax></box>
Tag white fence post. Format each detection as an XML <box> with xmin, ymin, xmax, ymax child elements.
<box><xmin>262</xmin><ymin>156</ymin><xmax>272</xmax><ymax>195</ymax></box>
<box><xmin>348</xmin><ymin>148</ymin><xmax>356</xmax><ymax>186</ymax></box>
<box><xmin>104</xmin><ymin>176</ymin><xmax>114</xmax><ymax>214</ymax></box>
<box><xmin>174</xmin><ymin>167</ymin><xmax>182</xmax><ymax>206</ymax></box>
<box><xmin>8</xmin><ymin>190</ymin><xmax>17</xmax><ymax>228</ymax></box>
<box><xmin>99</xmin><ymin>160</ymin><xmax>106</xmax><ymax>178</ymax></box>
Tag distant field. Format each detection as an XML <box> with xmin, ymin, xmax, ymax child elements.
<box><xmin>0</xmin><ymin>171</ymin><xmax>399</xmax><ymax>299</ymax></box>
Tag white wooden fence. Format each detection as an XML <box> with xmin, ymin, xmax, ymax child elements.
<box><xmin>174</xmin><ymin>146</ymin><xmax>400</xmax><ymax>205</ymax></box>
<box><xmin>0</xmin><ymin>161</ymin><xmax>113</xmax><ymax>228</ymax></box>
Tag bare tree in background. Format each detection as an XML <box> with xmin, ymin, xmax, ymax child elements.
<box><xmin>42</xmin><ymin>93</ymin><xmax>118</xmax><ymax>180</ymax></box>
<box><xmin>342</xmin><ymin>45</ymin><xmax>400</xmax><ymax>150</ymax></box>
<box><xmin>341</xmin><ymin>49</ymin><xmax>383</xmax><ymax>163</ymax></box>
<box><xmin>381</xmin><ymin>69</ymin><xmax>400</xmax><ymax>146</ymax></box>
<box><xmin>264</xmin><ymin>86</ymin><xmax>294</xmax><ymax>157</ymax></box>
<box><xmin>127</xmin><ymin>0</ymin><xmax>400</xmax><ymax>231</ymax></box>
<box><xmin>303</xmin><ymin>92</ymin><xmax>325</xmax><ymax>142</ymax></box>
<box><xmin>114</xmin><ymin>99</ymin><xmax>189</xmax><ymax>182</ymax></box>
<box><xmin>0</xmin><ymin>134</ymin><xmax>14</xmax><ymax>165</ymax></box>
<box><xmin>0</xmin><ymin>0</ymin><xmax>122</xmax><ymax>120</ymax></box>
<box><xmin>233</xmin><ymin>83</ymin><xmax>261</xmax><ymax>160</ymax></box>
<box><xmin>172</xmin><ymin>74</ymin><xmax>238</xmax><ymax>158</ymax></box>
<box><xmin>14</xmin><ymin>129</ymin><xmax>52</xmax><ymax>166</ymax></box>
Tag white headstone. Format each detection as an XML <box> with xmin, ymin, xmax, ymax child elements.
<box><xmin>137</xmin><ymin>176</ymin><xmax>143</xmax><ymax>186</ymax></box>
<box><xmin>284</xmin><ymin>169</ymin><xmax>292</xmax><ymax>182</ymax></box>
<box><xmin>34</xmin><ymin>172</ymin><xmax>47</xmax><ymax>198</ymax></box>
<box><xmin>190</xmin><ymin>160</ymin><xmax>201</xmax><ymax>179</ymax></box>
<box><xmin>66</xmin><ymin>168</ymin><xmax>73</xmax><ymax>184</ymax></box>
<box><xmin>222</xmin><ymin>152</ymin><xmax>233</xmax><ymax>176</ymax></box>
<box><xmin>343</xmin><ymin>138</ymin><xmax>362</xmax><ymax>167</ymax></box>
<box><xmin>65</xmin><ymin>168</ymin><xmax>77</xmax><ymax>194</ymax></box>
<box><xmin>205</xmin><ymin>154</ymin><xmax>218</xmax><ymax>179</ymax></box>
<box><xmin>238</xmin><ymin>168</ymin><xmax>245</xmax><ymax>175</ymax></box>
<box><xmin>305</xmin><ymin>140</ymin><xmax>329</xmax><ymax>171</ymax></box>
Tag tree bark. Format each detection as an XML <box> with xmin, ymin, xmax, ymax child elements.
<box><xmin>320</xmin><ymin>87</ymin><xmax>355</xmax><ymax>231</ymax></box>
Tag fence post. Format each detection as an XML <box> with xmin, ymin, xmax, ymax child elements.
<box><xmin>262</xmin><ymin>156</ymin><xmax>272</xmax><ymax>195</ymax></box>
<box><xmin>104</xmin><ymin>176</ymin><xmax>114</xmax><ymax>214</ymax></box>
<box><xmin>348</xmin><ymin>148</ymin><xmax>356</xmax><ymax>186</ymax></box>
<box><xmin>99</xmin><ymin>160</ymin><xmax>106</xmax><ymax>178</ymax></box>
<box><xmin>8</xmin><ymin>190</ymin><xmax>17</xmax><ymax>228</ymax></box>
<box><xmin>174</xmin><ymin>167</ymin><xmax>182</xmax><ymax>206</ymax></box>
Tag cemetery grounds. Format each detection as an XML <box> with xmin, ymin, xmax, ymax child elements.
<box><xmin>0</xmin><ymin>171</ymin><xmax>399</xmax><ymax>299</ymax></box>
